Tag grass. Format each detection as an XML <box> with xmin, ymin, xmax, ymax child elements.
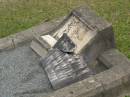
<box><xmin>0</xmin><ymin>0</ymin><xmax>130</xmax><ymax>58</ymax></box>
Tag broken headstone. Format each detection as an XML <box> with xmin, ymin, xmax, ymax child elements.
<box><xmin>41</xmin><ymin>49</ymin><xmax>93</xmax><ymax>89</ymax></box>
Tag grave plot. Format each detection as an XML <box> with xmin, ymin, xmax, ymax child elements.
<box><xmin>1</xmin><ymin>6</ymin><xmax>129</xmax><ymax>97</ymax></box>
<box><xmin>31</xmin><ymin>6</ymin><xmax>115</xmax><ymax>90</ymax></box>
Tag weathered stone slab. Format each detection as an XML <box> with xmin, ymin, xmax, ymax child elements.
<box><xmin>41</xmin><ymin>49</ymin><xmax>93</xmax><ymax>89</ymax></box>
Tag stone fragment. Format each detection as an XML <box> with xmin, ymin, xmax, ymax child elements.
<box><xmin>41</xmin><ymin>35</ymin><xmax>57</xmax><ymax>48</ymax></box>
<box><xmin>54</xmin><ymin>33</ymin><xmax>75</xmax><ymax>53</ymax></box>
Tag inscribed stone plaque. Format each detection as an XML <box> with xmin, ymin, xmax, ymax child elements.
<box><xmin>41</xmin><ymin>49</ymin><xmax>93</xmax><ymax>89</ymax></box>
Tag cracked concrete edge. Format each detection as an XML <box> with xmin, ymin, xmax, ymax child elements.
<box><xmin>47</xmin><ymin>50</ymin><xmax>130</xmax><ymax>97</ymax></box>
<box><xmin>0</xmin><ymin>17</ymin><xmax>65</xmax><ymax>51</ymax></box>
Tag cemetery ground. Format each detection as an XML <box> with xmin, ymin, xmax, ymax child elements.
<box><xmin>0</xmin><ymin>0</ymin><xmax>130</xmax><ymax>58</ymax></box>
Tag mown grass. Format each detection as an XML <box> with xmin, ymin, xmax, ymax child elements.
<box><xmin>0</xmin><ymin>0</ymin><xmax>130</xmax><ymax>58</ymax></box>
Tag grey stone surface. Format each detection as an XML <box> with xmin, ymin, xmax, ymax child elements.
<box><xmin>0</xmin><ymin>43</ymin><xmax>52</xmax><ymax>97</ymax></box>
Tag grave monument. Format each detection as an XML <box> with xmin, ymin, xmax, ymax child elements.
<box><xmin>31</xmin><ymin>6</ymin><xmax>115</xmax><ymax>89</ymax></box>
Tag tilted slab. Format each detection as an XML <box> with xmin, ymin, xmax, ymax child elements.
<box><xmin>41</xmin><ymin>48</ymin><xmax>93</xmax><ymax>89</ymax></box>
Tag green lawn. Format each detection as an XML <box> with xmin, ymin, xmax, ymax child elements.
<box><xmin>0</xmin><ymin>0</ymin><xmax>130</xmax><ymax>58</ymax></box>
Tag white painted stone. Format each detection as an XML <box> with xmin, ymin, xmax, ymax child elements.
<box><xmin>41</xmin><ymin>35</ymin><xmax>57</xmax><ymax>48</ymax></box>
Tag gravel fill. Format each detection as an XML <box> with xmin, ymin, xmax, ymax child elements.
<box><xmin>0</xmin><ymin>43</ymin><xmax>52</xmax><ymax>97</ymax></box>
